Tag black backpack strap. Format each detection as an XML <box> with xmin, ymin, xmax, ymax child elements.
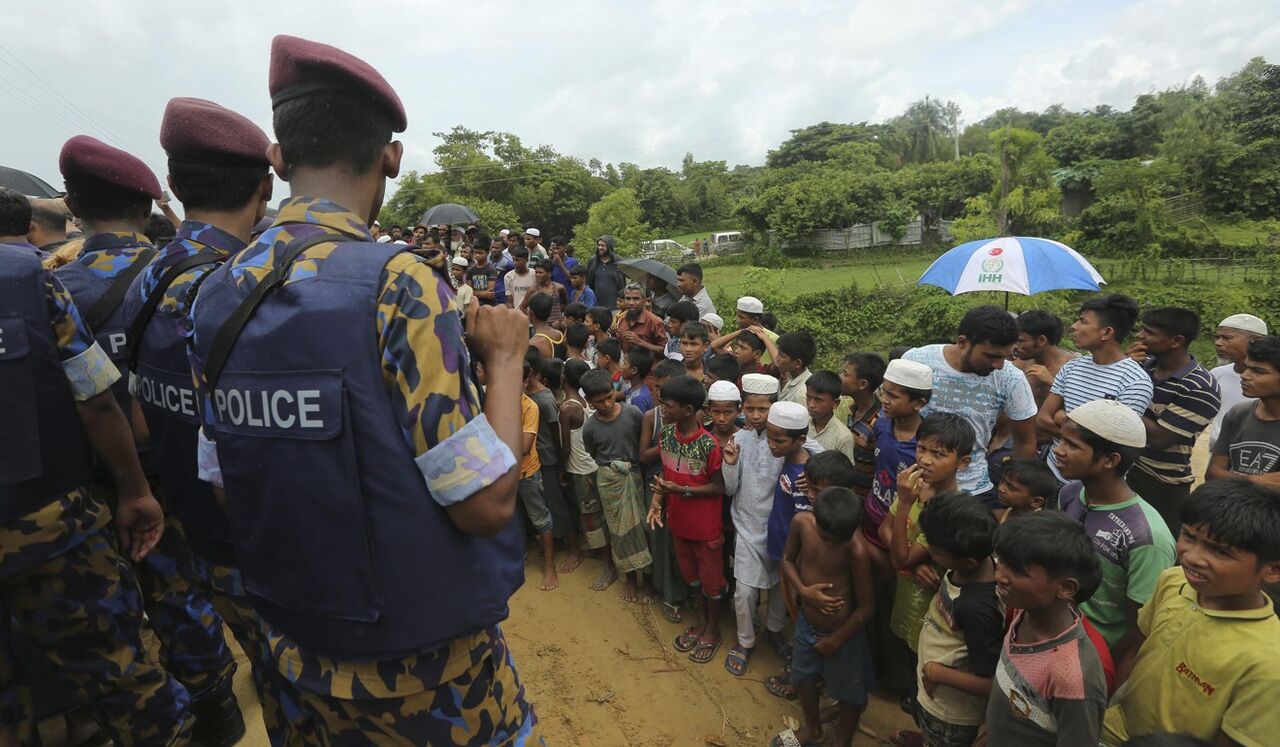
<box><xmin>83</xmin><ymin>248</ymin><xmax>157</xmax><ymax>332</ymax></box>
<box><xmin>125</xmin><ymin>251</ymin><xmax>224</xmax><ymax>372</ymax></box>
<box><xmin>203</xmin><ymin>233</ymin><xmax>349</xmax><ymax>392</ymax></box>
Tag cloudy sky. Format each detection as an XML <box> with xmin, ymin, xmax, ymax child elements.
<box><xmin>2</xmin><ymin>0</ymin><xmax>1277</xmax><ymax>200</ymax></box>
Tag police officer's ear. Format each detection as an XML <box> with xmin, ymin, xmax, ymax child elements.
<box><xmin>254</xmin><ymin>174</ymin><xmax>274</xmax><ymax>224</ymax></box>
<box><xmin>267</xmin><ymin>143</ymin><xmax>289</xmax><ymax>182</ymax></box>
<box><xmin>382</xmin><ymin>140</ymin><xmax>404</xmax><ymax>180</ymax></box>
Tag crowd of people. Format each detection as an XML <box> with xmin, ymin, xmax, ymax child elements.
<box><xmin>1</xmin><ymin>32</ymin><xmax>1278</xmax><ymax>747</ymax></box>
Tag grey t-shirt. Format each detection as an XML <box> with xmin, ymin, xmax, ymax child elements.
<box><xmin>582</xmin><ymin>403</ymin><xmax>644</xmax><ymax>465</ymax></box>
<box><xmin>530</xmin><ymin>388</ymin><xmax>560</xmax><ymax>467</ymax></box>
<box><xmin>1213</xmin><ymin>401</ymin><xmax>1280</xmax><ymax>475</ymax></box>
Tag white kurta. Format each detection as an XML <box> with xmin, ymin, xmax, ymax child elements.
<box><xmin>723</xmin><ymin>428</ymin><xmax>824</xmax><ymax>590</ymax></box>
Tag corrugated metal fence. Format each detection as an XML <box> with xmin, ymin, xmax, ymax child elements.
<box><xmin>777</xmin><ymin>218</ymin><xmax>953</xmax><ymax>252</ymax></box>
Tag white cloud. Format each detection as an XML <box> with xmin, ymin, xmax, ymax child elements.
<box><xmin>0</xmin><ymin>0</ymin><xmax>1275</xmax><ymax>198</ymax></box>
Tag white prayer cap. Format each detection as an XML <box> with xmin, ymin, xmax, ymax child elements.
<box><xmin>707</xmin><ymin>380</ymin><xmax>741</xmax><ymax>402</ymax></box>
<box><xmin>741</xmin><ymin>373</ymin><xmax>780</xmax><ymax>395</ymax></box>
<box><xmin>1067</xmin><ymin>399</ymin><xmax>1146</xmax><ymax>448</ymax></box>
<box><xmin>525</xmin><ymin>227</ymin><xmax>541</xmax><ymax>238</ymax></box>
<box><xmin>498</xmin><ymin>228</ymin><xmax>511</xmax><ymax>237</ymax></box>
<box><xmin>1218</xmin><ymin>313</ymin><xmax>1268</xmax><ymax>336</ymax></box>
<box><xmin>375</xmin><ymin>234</ymin><xmax>392</xmax><ymax>243</ymax></box>
<box><xmin>701</xmin><ymin>312</ymin><xmax>724</xmax><ymax>332</ymax></box>
<box><xmin>451</xmin><ymin>255</ymin><xmax>470</xmax><ymax>268</ymax></box>
<box><xmin>768</xmin><ymin>401</ymin><xmax>809</xmax><ymax>430</ymax></box>
<box><xmin>737</xmin><ymin>296</ymin><xmax>764</xmax><ymax>315</ymax></box>
<box><xmin>884</xmin><ymin>359</ymin><xmax>933</xmax><ymax>390</ymax></box>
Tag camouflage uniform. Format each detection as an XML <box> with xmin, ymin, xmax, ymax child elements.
<box><xmin>0</xmin><ymin>256</ymin><xmax>191</xmax><ymax>745</ymax></box>
<box><xmin>190</xmin><ymin>199</ymin><xmax>542</xmax><ymax>745</ymax></box>
<box><xmin>56</xmin><ymin>231</ymin><xmax>238</xmax><ymax>705</ymax></box>
<box><xmin>133</xmin><ymin>220</ymin><xmax>313</xmax><ymax>746</ymax></box>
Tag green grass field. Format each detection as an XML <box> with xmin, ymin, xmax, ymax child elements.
<box><xmin>702</xmin><ymin>253</ymin><xmax>938</xmax><ymax>299</ymax></box>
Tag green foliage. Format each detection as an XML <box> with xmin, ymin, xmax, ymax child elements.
<box><xmin>1074</xmin><ymin>159</ymin><xmax>1181</xmax><ymax>257</ymax></box>
<box><xmin>571</xmin><ymin>188</ymin><xmax>653</xmax><ymax>257</ymax></box>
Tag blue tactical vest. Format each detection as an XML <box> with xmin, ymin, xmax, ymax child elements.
<box><xmin>55</xmin><ymin>243</ymin><xmax>155</xmax><ymax>416</ymax></box>
<box><xmin>190</xmin><ymin>237</ymin><xmax>524</xmax><ymax>659</ymax></box>
<box><xmin>121</xmin><ymin>248</ymin><xmax>234</xmax><ymax>565</ymax></box>
<box><xmin>0</xmin><ymin>247</ymin><xmax>92</xmax><ymax>522</ymax></box>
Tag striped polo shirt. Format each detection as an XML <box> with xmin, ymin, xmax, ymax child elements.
<box><xmin>1133</xmin><ymin>357</ymin><xmax>1221</xmax><ymax>484</ymax></box>
<box><xmin>1048</xmin><ymin>355</ymin><xmax>1154</xmax><ymax>481</ymax></box>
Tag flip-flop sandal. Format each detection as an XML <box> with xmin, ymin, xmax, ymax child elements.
<box><xmin>888</xmin><ymin>729</ymin><xmax>925</xmax><ymax>747</ymax></box>
<box><xmin>723</xmin><ymin>644</ymin><xmax>752</xmax><ymax>676</ymax></box>
<box><xmin>662</xmin><ymin>602</ymin><xmax>682</xmax><ymax>623</ymax></box>
<box><xmin>688</xmin><ymin>638</ymin><xmax>721</xmax><ymax>664</ymax></box>
<box><xmin>769</xmin><ymin>728</ymin><xmax>821</xmax><ymax>747</ymax></box>
<box><xmin>673</xmin><ymin>626</ymin><xmax>701</xmax><ymax>652</ymax></box>
<box><xmin>764</xmin><ymin>673</ymin><xmax>797</xmax><ymax>700</ymax></box>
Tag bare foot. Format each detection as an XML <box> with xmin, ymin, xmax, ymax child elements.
<box><xmin>558</xmin><ymin>551</ymin><xmax>582</xmax><ymax>574</ymax></box>
<box><xmin>793</xmin><ymin>725</ymin><xmax>823</xmax><ymax>745</ymax></box>
<box><xmin>636</xmin><ymin>581</ymin><xmax>659</xmax><ymax>604</ymax></box>
<box><xmin>620</xmin><ymin>575</ymin><xmax>638</xmax><ymax>602</ymax></box>
<box><xmin>540</xmin><ymin>566</ymin><xmax>559</xmax><ymax>591</ymax></box>
<box><xmin>590</xmin><ymin>565</ymin><xmax>618</xmax><ymax>592</ymax></box>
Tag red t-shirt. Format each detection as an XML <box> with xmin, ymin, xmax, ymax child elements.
<box><xmin>659</xmin><ymin>423</ymin><xmax>724</xmax><ymax>541</ymax></box>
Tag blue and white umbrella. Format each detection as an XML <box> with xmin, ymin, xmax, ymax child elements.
<box><xmin>918</xmin><ymin>236</ymin><xmax>1104</xmax><ymax>296</ymax></box>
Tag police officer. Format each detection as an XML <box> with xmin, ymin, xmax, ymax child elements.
<box><xmin>187</xmin><ymin>35</ymin><xmax>542</xmax><ymax>744</ymax></box>
<box><xmin>53</xmin><ymin>136</ymin><xmax>243</xmax><ymax>744</ymax></box>
<box><xmin>122</xmin><ymin>97</ymin><xmax>312</xmax><ymax>746</ymax></box>
<box><xmin>0</xmin><ymin>186</ymin><xmax>191</xmax><ymax>745</ymax></box>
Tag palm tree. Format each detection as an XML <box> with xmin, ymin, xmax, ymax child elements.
<box><xmin>944</xmin><ymin>100</ymin><xmax>962</xmax><ymax>160</ymax></box>
<box><xmin>900</xmin><ymin>96</ymin><xmax>948</xmax><ymax>163</ymax></box>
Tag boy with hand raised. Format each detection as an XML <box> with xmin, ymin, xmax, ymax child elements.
<box><xmin>988</xmin><ymin>512</ymin><xmax>1108</xmax><ymax>747</ymax></box>
<box><xmin>1102</xmin><ymin>480</ymin><xmax>1280</xmax><ymax>747</ymax></box>
<box><xmin>1054</xmin><ymin>399</ymin><xmax>1175</xmax><ymax>658</ymax></box>
<box><xmin>772</xmin><ymin>488</ymin><xmax>876</xmax><ymax>747</ymax></box>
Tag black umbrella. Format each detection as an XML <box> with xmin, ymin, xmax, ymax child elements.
<box><xmin>1</xmin><ymin>166</ymin><xmax>59</xmax><ymax>197</ymax></box>
<box><xmin>418</xmin><ymin>203</ymin><xmax>479</xmax><ymax>227</ymax></box>
<box><xmin>618</xmin><ymin>258</ymin><xmax>680</xmax><ymax>293</ymax></box>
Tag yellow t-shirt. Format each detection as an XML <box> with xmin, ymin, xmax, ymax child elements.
<box><xmin>1102</xmin><ymin>566</ymin><xmax>1280</xmax><ymax>747</ymax></box>
<box><xmin>520</xmin><ymin>394</ymin><xmax>541</xmax><ymax>479</ymax></box>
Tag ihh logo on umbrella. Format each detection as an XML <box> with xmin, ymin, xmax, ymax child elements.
<box><xmin>979</xmin><ymin>257</ymin><xmax>1004</xmax><ymax>283</ymax></box>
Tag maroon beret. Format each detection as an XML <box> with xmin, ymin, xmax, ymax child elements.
<box><xmin>268</xmin><ymin>35</ymin><xmax>406</xmax><ymax>132</ymax></box>
<box><xmin>59</xmin><ymin>135</ymin><xmax>161</xmax><ymax>199</ymax></box>
<box><xmin>160</xmin><ymin>97</ymin><xmax>270</xmax><ymax>165</ymax></box>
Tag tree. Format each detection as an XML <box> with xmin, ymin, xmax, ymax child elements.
<box><xmin>896</xmin><ymin>97</ymin><xmax>949</xmax><ymax>163</ymax></box>
<box><xmin>943</xmin><ymin>101</ymin><xmax>963</xmax><ymax>160</ymax></box>
<box><xmin>571</xmin><ymin>188</ymin><xmax>653</xmax><ymax>257</ymax></box>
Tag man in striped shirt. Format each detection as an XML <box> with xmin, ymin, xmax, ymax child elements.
<box><xmin>1037</xmin><ymin>294</ymin><xmax>1154</xmax><ymax>483</ymax></box>
<box><xmin>1126</xmin><ymin>307</ymin><xmax>1221</xmax><ymax>535</ymax></box>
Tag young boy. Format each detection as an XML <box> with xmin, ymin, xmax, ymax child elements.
<box><xmin>775</xmin><ymin>487</ymin><xmax>876</xmax><ymax>747</ymax></box>
<box><xmin>879</xmin><ymin>412</ymin><xmax>976</xmax><ymax>719</ymax></box>
<box><xmin>595</xmin><ymin>337</ymin><xmax>627</xmax><ymax>399</ymax></box>
<box><xmin>567</xmin><ymin>264</ymin><xmax>596</xmax><ymax>307</ymax></box>
<box><xmin>502</xmin><ymin>245</ymin><xmax>536</xmax><ymax>309</ymax></box>
<box><xmin>806</xmin><ymin>370</ymin><xmax>855</xmax><ymax>463</ymax></box>
<box><xmin>722</xmin><ymin>374</ymin><xmax>790</xmax><ymax>677</ymax></box>
<box><xmin>1207</xmin><ymin>334</ymin><xmax>1280</xmax><ymax>487</ymax></box>
<box><xmin>564</xmin><ymin>322</ymin><xmax>592</xmax><ymax>366</ymax></box>
<box><xmin>558</xmin><ymin>359</ymin><xmax>606</xmax><ymax>573</ymax></box>
<box><xmin>705</xmin><ymin>353</ymin><xmax>741</xmax><ymax>390</ymax></box>
<box><xmin>706</xmin><ymin>380</ymin><xmax>741</xmax><ymax>448</ymax></box>
<box><xmin>997</xmin><ymin>457</ymin><xmax>1058</xmax><ymax>524</ymax></box>
<box><xmin>775</xmin><ymin>331</ymin><xmax>817</xmax><ymax>405</ymax></box>
<box><xmin>765</xmin><ymin>401</ymin><xmax>814</xmax><ymax>564</ymax></box>
<box><xmin>1102</xmin><ymin>480</ymin><xmax>1280</xmax><ymax>746</ymax></box>
<box><xmin>647</xmin><ymin>376</ymin><xmax>727</xmax><ymax>664</ymax></box>
<box><xmin>840</xmin><ymin>351</ymin><xmax>888</xmax><ymax>501</ymax></box>
<box><xmin>531</xmin><ymin>357</ymin><xmax>578</xmax><ymax>575</ymax></box>
<box><xmin>679</xmin><ymin>321</ymin><xmax>711</xmax><ymax>383</ymax></box>
<box><xmin>520</xmin><ymin>359</ymin><xmax>558</xmax><ymax>591</ymax></box>
<box><xmin>641</xmin><ymin>359</ymin><xmax>694</xmax><ymax>622</ymax></box>
<box><xmin>586</xmin><ymin>306</ymin><xmax>614</xmax><ymax>350</ymax></box>
<box><xmin>989</xmin><ymin>512</ymin><xmax>1108</xmax><ymax>747</ymax></box>
<box><xmin>1053</xmin><ymin>399</ymin><xmax>1176</xmax><ymax>657</ymax></box>
<box><xmin>580</xmin><ymin>368</ymin><xmax>654</xmax><ymax>601</ymax></box>
<box><xmin>663</xmin><ymin>300</ymin><xmax>701</xmax><ymax>361</ymax></box>
<box><xmin>908</xmin><ymin>492</ymin><xmax>1003</xmax><ymax>747</ymax></box>
<box><xmin>623</xmin><ymin>345</ymin><xmax>655</xmax><ymax>413</ymax></box>
<box><xmin>868</xmin><ymin>359</ymin><xmax>933</xmax><ymax>565</ymax></box>
<box><xmin>727</xmin><ymin>330</ymin><xmax>779</xmax><ymax>379</ymax></box>
<box><xmin>563</xmin><ymin>302</ymin><xmax>588</xmax><ymax>328</ymax></box>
